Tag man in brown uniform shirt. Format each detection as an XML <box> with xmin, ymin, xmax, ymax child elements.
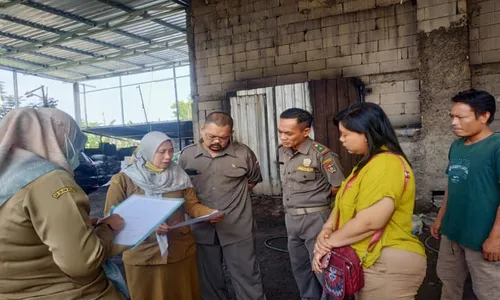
<box><xmin>178</xmin><ymin>112</ymin><xmax>266</xmax><ymax>300</ymax></box>
<box><xmin>278</xmin><ymin>108</ymin><xmax>345</xmax><ymax>300</ymax></box>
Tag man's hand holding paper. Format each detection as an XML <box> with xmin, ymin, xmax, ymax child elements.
<box><xmin>209</xmin><ymin>210</ymin><xmax>225</xmax><ymax>223</ymax></box>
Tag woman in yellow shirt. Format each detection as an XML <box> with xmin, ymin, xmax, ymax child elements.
<box><xmin>312</xmin><ymin>102</ymin><xmax>426</xmax><ymax>299</ymax></box>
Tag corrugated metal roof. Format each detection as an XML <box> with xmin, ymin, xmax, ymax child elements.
<box><xmin>0</xmin><ymin>0</ymin><xmax>189</xmax><ymax>82</ymax></box>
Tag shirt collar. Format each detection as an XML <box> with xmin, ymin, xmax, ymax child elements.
<box><xmin>283</xmin><ymin>138</ymin><xmax>312</xmax><ymax>156</ymax></box>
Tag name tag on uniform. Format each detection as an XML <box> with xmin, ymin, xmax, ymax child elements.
<box><xmin>297</xmin><ymin>166</ymin><xmax>314</xmax><ymax>172</ymax></box>
<box><xmin>52</xmin><ymin>187</ymin><xmax>77</xmax><ymax>199</ymax></box>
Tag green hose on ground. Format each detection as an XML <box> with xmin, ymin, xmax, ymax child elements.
<box><xmin>264</xmin><ymin>236</ymin><xmax>288</xmax><ymax>253</ymax></box>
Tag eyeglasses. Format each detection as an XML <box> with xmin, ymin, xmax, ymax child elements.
<box><xmin>205</xmin><ymin>132</ymin><xmax>231</xmax><ymax>141</ymax></box>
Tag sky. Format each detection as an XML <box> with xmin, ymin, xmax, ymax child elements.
<box><xmin>0</xmin><ymin>66</ymin><xmax>192</xmax><ymax>127</ymax></box>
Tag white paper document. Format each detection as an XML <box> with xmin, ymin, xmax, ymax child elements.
<box><xmin>169</xmin><ymin>210</ymin><xmax>224</xmax><ymax>229</ymax></box>
<box><xmin>156</xmin><ymin>233</ymin><xmax>169</xmax><ymax>257</ymax></box>
<box><xmin>111</xmin><ymin>195</ymin><xmax>184</xmax><ymax>247</ymax></box>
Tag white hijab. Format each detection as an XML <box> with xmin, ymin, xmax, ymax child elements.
<box><xmin>0</xmin><ymin>108</ymin><xmax>87</xmax><ymax>205</ymax></box>
<box><xmin>122</xmin><ymin>131</ymin><xmax>192</xmax><ymax>197</ymax></box>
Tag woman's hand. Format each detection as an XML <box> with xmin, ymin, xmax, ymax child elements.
<box><xmin>312</xmin><ymin>251</ymin><xmax>326</xmax><ymax>274</ymax></box>
<box><xmin>155</xmin><ymin>223</ymin><xmax>170</xmax><ymax>234</ymax></box>
<box><xmin>98</xmin><ymin>214</ymin><xmax>124</xmax><ymax>232</ymax></box>
<box><xmin>313</xmin><ymin>229</ymin><xmax>333</xmax><ymax>275</ymax></box>
<box><xmin>315</xmin><ymin>227</ymin><xmax>333</xmax><ymax>254</ymax></box>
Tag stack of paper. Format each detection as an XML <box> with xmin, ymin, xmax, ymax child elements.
<box><xmin>110</xmin><ymin>195</ymin><xmax>184</xmax><ymax>247</ymax></box>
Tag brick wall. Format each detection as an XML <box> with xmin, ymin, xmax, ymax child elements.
<box><xmin>191</xmin><ymin>0</ymin><xmax>420</xmax><ymax>127</ymax></box>
<box><xmin>469</xmin><ymin>0</ymin><xmax>500</xmax><ymax>69</ymax></box>
<box><xmin>189</xmin><ymin>0</ymin><xmax>475</xmax><ymax>205</ymax></box>
<box><xmin>415</xmin><ymin>0</ymin><xmax>470</xmax><ymax>206</ymax></box>
<box><xmin>469</xmin><ymin>0</ymin><xmax>500</xmax><ymax>126</ymax></box>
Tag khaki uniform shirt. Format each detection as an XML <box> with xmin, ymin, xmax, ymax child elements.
<box><xmin>178</xmin><ymin>141</ymin><xmax>262</xmax><ymax>246</ymax></box>
<box><xmin>104</xmin><ymin>172</ymin><xmax>214</xmax><ymax>266</ymax></box>
<box><xmin>279</xmin><ymin>138</ymin><xmax>345</xmax><ymax>209</ymax></box>
<box><xmin>0</xmin><ymin>170</ymin><xmax>123</xmax><ymax>300</ymax></box>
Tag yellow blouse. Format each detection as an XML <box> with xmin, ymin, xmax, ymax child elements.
<box><xmin>332</xmin><ymin>152</ymin><xmax>425</xmax><ymax>268</ymax></box>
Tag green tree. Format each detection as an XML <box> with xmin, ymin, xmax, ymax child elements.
<box><xmin>170</xmin><ymin>98</ymin><xmax>193</xmax><ymax>120</ymax></box>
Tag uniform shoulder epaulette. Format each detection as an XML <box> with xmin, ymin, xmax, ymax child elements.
<box><xmin>312</xmin><ymin>142</ymin><xmax>330</xmax><ymax>156</ymax></box>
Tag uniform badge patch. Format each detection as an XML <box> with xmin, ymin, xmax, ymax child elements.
<box><xmin>52</xmin><ymin>187</ymin><xmax>77</xmax><ymax>199</ymax></box>
<box><xmin>322</xmin><ymin>158</ymin><xmax>333</xmax><ymax>165</ymax></box>
<box><xmin>298</xmin><ymin>166</ymin><xmax>314</xmax><ymax>172</ymax></box>
<box><xmin>324</xmin><ymin>162</ymin><xmax>337</xmax><ymax>174</ymax></box>
<box><xmin>303</xmin><ymin>158</ymin><xmax>312</xmax><ymax>167</ymax></box>
<box><xmin>312</xmin><ymin>142</ymin><xmax>329</xmax><ymax>156</ymax></box>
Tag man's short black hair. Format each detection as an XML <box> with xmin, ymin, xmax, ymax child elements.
<box><xmin>452</xmin><ymin>89</ymin><xmax>496</xmax><ymax>124</ymax></box>
<box><xmin>204</xmin><ymin>111</ymin><xmax>234</xmax><ymax>130</ymax></box>
<box><xmin>280</xmin><ymin>108</ymin><xmax>313</xmax><ymax>129</ymax></box>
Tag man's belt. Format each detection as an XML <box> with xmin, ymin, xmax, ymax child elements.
<box><xmin>286</xmin><ymin>205</ymin><xmax>331</xmax><ymax>216</ymax></box>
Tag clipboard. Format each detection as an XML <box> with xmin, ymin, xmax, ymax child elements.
<box><xmin>110</xmin><ymin>195</ymin><xmax>184</xmax><ymax>248</ymax></box>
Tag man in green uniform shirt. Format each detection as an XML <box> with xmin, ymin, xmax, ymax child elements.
<box><xmin>431</xmin><ymin>89</ymin><xmax>500</xmax><ymax>300</ymax></box>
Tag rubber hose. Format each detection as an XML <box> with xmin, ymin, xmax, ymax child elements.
<box><xmin>264</xmin><ymin>236</ymin><xmax>289</xmax><ymax>253</ymax></box>
<box><xmin>424</xmin><ymin>235</ymin><xmax>440</xmax><ymax>253</ymax></box>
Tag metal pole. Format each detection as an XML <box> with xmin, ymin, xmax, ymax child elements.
<box><xmin>119</xmin><ymin>76</ymin><xmax>125</xmax><ymax>125</ymax></box>
<box><xmin>41</xmin><ymin>85</ymin><xmax>48</xmax><ymax>107</ymax></box>
<box><xmin>137</xmin><ymin>85</ymin><xmax>151</xmax><ymax>132</ymax></box>
<box><xmin>73</xmin><ymin>83</ymin><xmax>82</xmax><ymax>126</ymax></box>
<box><xmin>173</xmin><ymin>66</ymin><xmax>183</xmax><ymax>149</ymax></box>
<box><xmin>12</xmin><ymin>71</ymin><xmax>19</xmax><ymax>107</ymax></box>
<box><xmin>82</xmin><ymin>84</ymin><xmax>88</xmax><ymax>127</ymax></box>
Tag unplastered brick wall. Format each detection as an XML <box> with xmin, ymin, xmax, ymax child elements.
<box><xmin>469</xmin><ymin>0</ymin><xmax>500</xmax><ymax>127</ymax></box>
<box><xmin>191</xmin><ymin>0</ymin><xmax>420</xmax><ymax>127</ymax></box>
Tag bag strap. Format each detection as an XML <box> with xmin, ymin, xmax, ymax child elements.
<box><xmin>334</xmin><ymin>152</ymin><xmax>410</xmax><ymax>254</ymax></box>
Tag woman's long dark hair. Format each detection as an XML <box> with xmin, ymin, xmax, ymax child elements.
<box><xmin>334</xmin><ymin>102</ymin><xmax>410</xmax><ymax>174</ymax></box>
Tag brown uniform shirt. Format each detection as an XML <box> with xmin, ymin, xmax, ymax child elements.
<box><xmin>104</xmin><ymin>172</ymin><xmax>214</xmax><ymax>266</ymax></box>
<box><xmin>279</xmin><ymin>138</ymin><xmax>345</xmax><ymax>209</ymax></box>
<box><xmin>0</xmin><ymin>170</ymin><xmax>123</xmax><ymax>300</ymax></box>
<box><xmin>178</xmin><ymin>141</ymin><xmax>262</xmax><ymax>246</ymax></box>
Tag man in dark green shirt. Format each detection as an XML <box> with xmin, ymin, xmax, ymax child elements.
<box><xmin>431</xmin><ymin>89</ymin><xmax>500</xmax><ymax>300</ymax></box>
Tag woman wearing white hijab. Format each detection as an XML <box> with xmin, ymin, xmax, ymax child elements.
<box><xmin>0</xmin><ymin>108</ymin><xmax>125</xmax><ymax>299</ymax></box>
<box><xmin>105</xmin><ymin>131</ymin><xmax>222</xmax><ymax>300</ymax></box>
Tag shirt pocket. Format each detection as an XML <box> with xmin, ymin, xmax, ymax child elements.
<box><xmin>293</xmin><ymin>170</ymin><xmax>316</xmax><ymax>182</ymax></box>
<box><xmin>291</xmin><ymin>170</ymin><xmax>316</xmax><ymax>190</ymax></box>
<box><xmin>223</xmin><ymin>166</ymin><xmax>247</xmax><ymax>178</ymax></box>
<box><xmin>219</xmin><ymin>165</ymin><xmax>248</xmax><ymax>194</ymax></box>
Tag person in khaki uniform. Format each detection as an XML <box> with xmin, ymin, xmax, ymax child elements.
<box><xmin>0</xmin><ymin>108</ymin><xmax>125</xmax><ymax>300</ymax></box>
<box><xmin>178</xmin><ymin>112</ymin><xmax>267</xmax><ymax>300</ymax></box>
<box><xmin>105</xmin><ymin>131</ymin><xmax>222</xmax><ymax>300</ymax></box>
<box><xmin>278</xmin><ymin>108</ymin><xmax>345</xmax><ymax>300</ymax></box>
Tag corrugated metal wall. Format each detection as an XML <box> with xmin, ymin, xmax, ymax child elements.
<box><xmin>230</xmin><ymin>83</ymin><xmax>312</xmax><ymax>195</ymax></box>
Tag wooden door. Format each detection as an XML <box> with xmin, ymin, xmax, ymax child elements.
<box><xmin>309</xmin><ymin>78</ymin><xmax>364</xmax><ymax>175</ymax></box>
